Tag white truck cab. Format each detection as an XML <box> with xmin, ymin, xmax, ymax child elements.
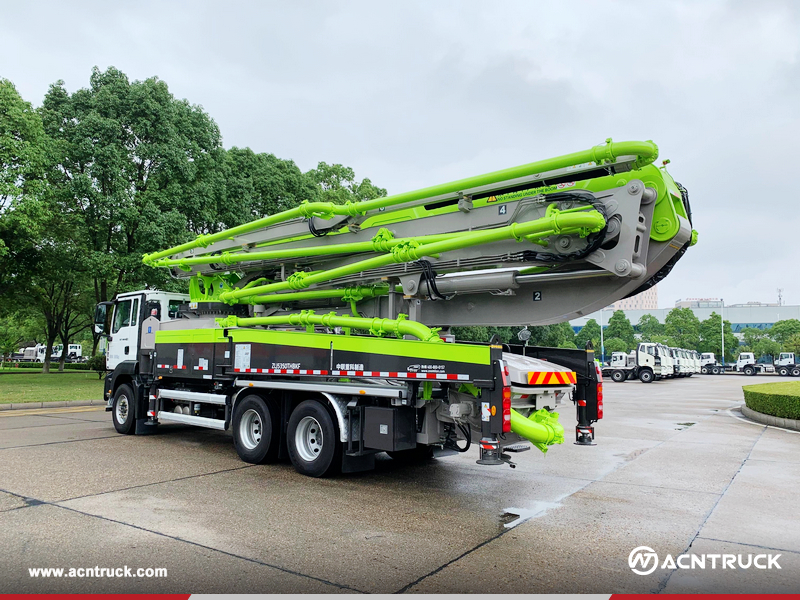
<box><xmin>95</xmin><ymin>290</ymin><xmax>190</xmax><ymax>370</ymax></box>
<box><xmin>736</xmin><ymin>352</ymin><xmax>775</xmax><ymax>376</ymax></box>
<box><xmin>773</xmin><ymin>353</ymin><xmax>800</xmax><ymax>376</ymax></box>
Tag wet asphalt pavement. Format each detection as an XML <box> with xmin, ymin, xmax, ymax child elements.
<box><xmin>0</xmin><ymin>375</ymin><xmax>798</xmax><ymax>594</ymax></box>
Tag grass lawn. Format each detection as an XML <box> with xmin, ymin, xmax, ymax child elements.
<box><xmin>743</xmin><ymin>380</ymin><xmax>800</xmax><ymax>420</ymax></box>
<box><xmin>0</xmin><ymin>373</ymin><xmax>105</xmax><ymax>404</ymax></box>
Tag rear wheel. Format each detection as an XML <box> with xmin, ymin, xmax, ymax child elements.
<box><xmin>112</xmin><ymin>384</ymin><xmax>135</xmax><ymax>434</ymax></box>
<box><xmin>791</xmin><ymin>367</ymin><xmax>800</xmax><ymax>377</ymax></box>
<box><xmin>287</xmin><ymin>400</ymin><xmax>341</xmax><ymax>477</ymax></box>
<box><xmin>639</xmin><ymin>369</ymin><xmax>654</xmax><ymax>384</ymax></box>
<box><xmin>711</xmin><ymin>366</ymin><xmax>720</xmax><ymax>375</ymax></box>
<box><xmin>611</xmin><ymin>370</ymin><xmax>626</xmax><ymax>383</ymax></box>
<box><xmin>232</xmin><ymin>395</ymin><xmax>280</xmax><ymax>464</ymax></box>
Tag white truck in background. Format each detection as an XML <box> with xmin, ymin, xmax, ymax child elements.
<box><xmin>774</xmin><ymin>353</ymin><xmax>800</xmax><ymax>377</ymax></box>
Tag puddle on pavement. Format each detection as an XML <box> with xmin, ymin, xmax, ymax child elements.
<box><xmin>501</xmin><ymin>501</ymin><xmax>561</xmax><ymax>529</ymax></box>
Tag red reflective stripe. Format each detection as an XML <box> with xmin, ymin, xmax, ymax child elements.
<box><xmin>578</xmin><ymin>400</ymin><xmax>587</xmax><ymax>406</ymax></box>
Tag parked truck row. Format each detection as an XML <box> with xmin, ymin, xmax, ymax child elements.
<box><xmin>604</xmin><ymin>347</ymin><xmax>799</xmax><ymax>382</ymax></box>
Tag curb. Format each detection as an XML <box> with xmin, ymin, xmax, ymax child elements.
<box><xmin>0</xmin><ymin>399</ymin><xmax>104</xmax><ymax>412</ymax></box>
<box><xmin>741</xmin><ymin>404</ymin><xmax>800</xmax><ymax>432</ymax></box>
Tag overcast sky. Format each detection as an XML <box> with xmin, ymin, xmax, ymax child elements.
<box><xmin>2</xmin><ymin>0</ymin><xmax>798</xmax><ymax>308</ymax></box>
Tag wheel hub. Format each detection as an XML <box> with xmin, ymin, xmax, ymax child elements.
<box><xmin>239</xmin><ymin>409</ymin><xmax>263</xmax><ymax>450</ymax></box>
<box><xmin>295</xmin><ymin>416</ymin><xmax>323</xmax><ymax>462</ymax></box>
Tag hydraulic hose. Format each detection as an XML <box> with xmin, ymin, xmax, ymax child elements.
<box><xmin>142</xmin><ymin>139</ymin><xmax>655</xmax><ymax>266</ymax></box>
<box><xmin>218</xmin><ymin>208</ymin><xmax>606</xmax><ymax>303</ymax></box>
<box><xmin>216</xmin><ymin>311</ymin><xmax>442</xmax><ymax>343</ymax></box>
<box><xmin>509</xmin><ymin>408</ymin><xmax>565</xmax><ymax>453</ymax></box>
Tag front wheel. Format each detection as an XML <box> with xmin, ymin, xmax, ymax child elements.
<box><xmin>112</xmin><ymin>384</ymin><xmax>135</xmax><ymax>434</ymax></box>
<box><xmin>287</xmin><ymin>400</ymin><xmax>341</xmax><ymax>477</ymax></box>
<box><xmin>611</xmin><ymin>370</ymin><xmax>626</xmax><ymax>383</ymax></box>
<box><xmin>743</xmin><ymin>366</ymin><xmax>755</xmax><ymax>376</ymax></box>
<box><xmin>639</xmin><ymin>369</ymin><xmax>654</xmax><ymax>384</ymax></box>
<box><xmin>778</xmin><ymin>367</ymin><xmax>789</xmax><ymax>377</ymax></box>
<box><xmin>701</xmin><ymin>366</ymin><xmax>708</xmax><ymax>374</ymax></box>
<box><xmin>232</xmin><ymin>395</ymin><xmax>279</xmax><ymax>464</ymax></box>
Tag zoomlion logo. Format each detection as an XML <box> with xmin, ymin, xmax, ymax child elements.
<box><xmin>629</xmin><ymin>546</ymin><xmax>659</xmax><ymax>575</ymax></box>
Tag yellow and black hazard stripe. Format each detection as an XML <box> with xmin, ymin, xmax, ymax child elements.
<box><xmin>527</xmin><ymin>371</ymin><xmax>577</xmax><ymax>385</ymax></box>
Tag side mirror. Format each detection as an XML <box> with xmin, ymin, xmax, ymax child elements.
<box><xmin>94</xmin><ymin>301</ymin><xmax>113</xmax><ymax>336</ymax></box>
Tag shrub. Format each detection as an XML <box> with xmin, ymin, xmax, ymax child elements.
<box><xmin>743</xmin><ymin>381</ymin><xmax>800</xmax><ymax>420</ymax></box>
<box><xmin>85</xmin><ymin>354</ymin><xmax>107</xmax><ymax>379</ymax></box>
<box><xmin>1</xmin><ymin>361</ymin><xmax>90</xmax><ymax>370</ymax></box>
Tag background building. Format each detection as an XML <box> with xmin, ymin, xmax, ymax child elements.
<box><xmin>607</xmin><ymin>286</ymin><xmax>658</xmax><ymax>310</ymax></box>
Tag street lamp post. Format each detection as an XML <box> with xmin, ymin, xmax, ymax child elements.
<box><xmin>600</xmin><ymin>307</ymin><xmax>605</xmax><ymax>365</ymax></box>
<box><xmin>720</xmin><ymin>298</ymin><xmax>725</xmax><ymax>366</ymax></box>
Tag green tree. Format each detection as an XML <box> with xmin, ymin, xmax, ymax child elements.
<box><xmin>785</xmin><ymin>333</ymin><xmax>800</xmax><ymax>355</ymax></box>
<box><xmin>606</xmin><ymin>310</ymin><xmax>635</xmax><ymax>350</ymax></box>
<box><xmin>0</xmin><ymin>79</ymin><xmax>47</xmax><ymax>210</ymax></box>
<box><xmin>637</xmin><ymin>314</ymin><xmax>665</xmax><ymax>342</ymax></box>
<box><xmin>769</xmin><ymin>319</ymin><xmax>800</xmax><ymax>345</ymax></box>
<box><xmin>40</xmin><ymin>66</ymin><xmax>222</xmax><ymax>307</ymax></box>
<box><xmin>306</xmin><ymin>162</ymin><xmax>386</xmax><ymax>204</ymax></box>
<box><xmin>604</xmin><ymin>337</ymin><xmax>628</xmax><ymax>355</ymax></box>
<box><xmin>575</xmin><ymin>319</ymin><xmax>601</xmax><ymax>350</ymax></box>
<box><xmin>664</xmin><ymin>307</ymin><xmax>701</xmax><ymax>349</ymax></box>
<box><xmin>753</xmin><ymin>338</ymin><xmax>781</xmax><ymax>361</ymax></box>
<box><xmin>741</xmin><ymin>327</ymin><xmax>767</xmax><ymax>348</ymax></box>
<box><xmin>699</xmin><ymin>312</ymin><xmax>737</xmax><ymax>362</ymax></box>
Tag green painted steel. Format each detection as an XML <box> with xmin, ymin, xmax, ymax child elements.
<box><xmin>154</xmin><ymin>326</ymin><xmax>492</xmax><ymax>364</ymax></box>
<box><xmin>218</xmin><ymin>207</ymin><xmax>605</xmax><ymax>303</ymax></box>
<box><xmin>509</xmin><ymin>408</ymin><xmax>565</xmax><ymax>453</ymax></box>
<box><xmin>217</xmin><ymin>310</ymin><xmax>442</xmax><ymax>343</ymax></box>
<box><xmin>142</xmin><ymin>138</ymin><xmax>656</xmax><ymax>265</ymax></box>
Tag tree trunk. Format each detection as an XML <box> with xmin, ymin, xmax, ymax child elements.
<box><xmin>42</xmin><ymin>337</ymin><xmax>56</xmax><ymax>374</ymax></box>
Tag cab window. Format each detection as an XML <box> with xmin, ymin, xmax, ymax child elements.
<box><xmin>130</xmin><ymin>298</ymin><xmax>140</xmax><ymax>327</ymax></box>
<box><xmin>168</xmin><ymin>299</ymin><xmax>183</xmax><ymax>319</ymax></box>
<box><xmin>112</xmin><ymin>300</ymin><xmax>132</xmax><ymax>333</ymax></box>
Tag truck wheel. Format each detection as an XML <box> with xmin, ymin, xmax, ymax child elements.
<box><xmin>112</xmin><ymin>384</ymin><xmax>135</xmax><ymax>435</ymax></box>
<box><xmin>701</xmin><ymin>366</ymin><xmax>708</xmax><ymax>374</ymax></box>
<box><xmin>639</xmin><ymin>369</ymin><xmax>654</xmax><ymax>384</ymax></box>
<box><xmin>232</xmin><ymin>395</ymin><xmax>279</xmax><ymax>464</ymax></box>
<box><xmin>792</xmin><ymin>367</ymin><xmax>800</xmax><ymax>377</ymax></box>
<box><xmin>711</xmin><ymin>366</ymin><xmax>720</xmax><ymax>375</ymax></box>
<box><xmin>611</xmin><ymin>370</ymin><xmax>626</xmax><ymax>383</ymax></box>
<box><xmin>778</xmin><ymin>367</ymin><xmax>789</xmax><ymax>377</ymax></box>
<box><xmin>743</xmin><ymin>366</ymin><xmax>755</xmax><ymax>376</ymax></box>
<box><xmin>287</xmin><ymin>400</ymin><xmax>341</xmax><ymax>477</ymax></box>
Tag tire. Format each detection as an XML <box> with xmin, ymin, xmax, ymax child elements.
<box><xmin>639</xmin><ymin>369</ymin><xmax>654</xmax><ymax>384</ymax></box>
<box><xmin>701</xmin><ymin>366</ymin><xmax>708</xmax><ymax>374</ymax></box>
<box><xmin>743</xmin><ymin>366</ymin><xmax>755</xmax><ymax>376</ymax></box>
<box><xmin>711</xmin><ymin>366</ymin><xmax>720</xmax><ymax>375</ymax></box>
<box><xmin>778</xmin><ymin>367</ymin><xmax>789</xmax><ymax>377</ymax></box>
<box><xmin>232</xmin><ymin>395</ymin><xmax>279</xmax><ymax>464</ymax></box>
<box><xmin>611</xmin><ymin>370</ymin><xmax>626</xmax><ymax>383</ymax></box>
<box><xmin>112</xmin><ymin>383</ymin><xmax>135</xmax><ymax>434</ymax></box>
<box><xmin>287</xmin><ymin>399</ymin><xmax>341</xmax><ymax>477</ymax></box>
<box><xmin>791</xmin><ymin>367</ymin><xmax>800</xmax><ymax>377</ymax></box>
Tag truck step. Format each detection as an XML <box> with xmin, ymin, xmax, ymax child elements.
<box><xmin>158</xmin><ymin>389</ymin><xmax>227</xmax><ymax>405</ymax></box>
<box><xmin>503</xmin><ymin>443</ymin><xmax>531</xmax><ymax>453</ymax></box>
<box><xmin>156</xmin><ymin>411</ymin><xmax>227</xmax><ymax>430</ymax></box>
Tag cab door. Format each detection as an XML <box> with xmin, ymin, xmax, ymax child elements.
<box><xmin>107</xmin><ymin>296</ymin><xmax>142</xmax><ymax>370</ymax></box>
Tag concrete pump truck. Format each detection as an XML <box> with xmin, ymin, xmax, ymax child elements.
<box><xmin>95</xmin><ymin>139</ymin><xmax>697</xmax><ymax>477</ymax></box>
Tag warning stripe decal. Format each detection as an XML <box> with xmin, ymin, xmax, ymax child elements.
<box><xmin>527</xmin><ymin>371</ymin><xmax>577</xmax><ymax>385</ymax></box>
<box><xmin>229</xmin><ymin>368</ymin><xmax>470</xmax><ymax>380</ymax></box>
